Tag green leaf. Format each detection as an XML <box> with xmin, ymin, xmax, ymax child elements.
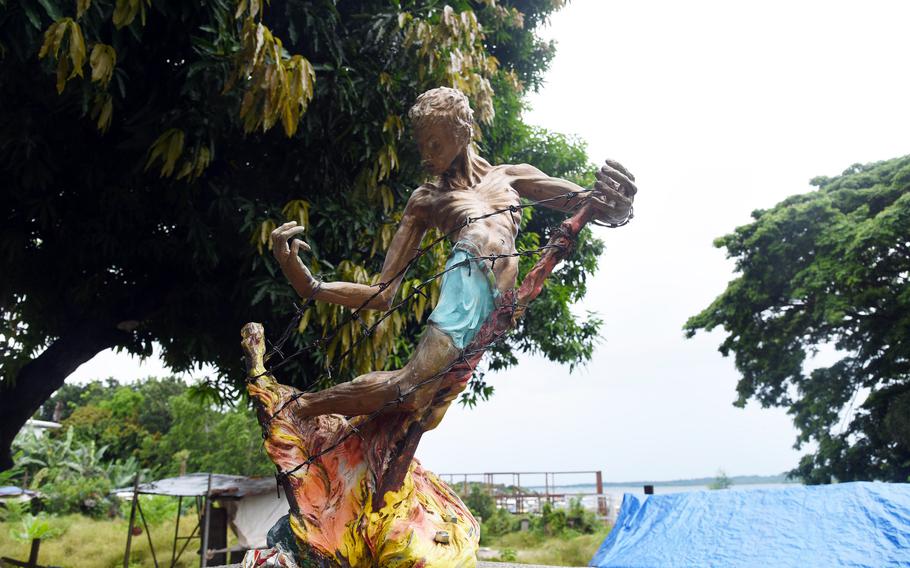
<box><xmin>19</xmin><ymin>0</ymin><xmax>44</xmax><ymax>30</ymax></box>
<box><xmin>35</xmin><ymin>0</ymin><xmax>62</xmax><ymax>21</ymax></box>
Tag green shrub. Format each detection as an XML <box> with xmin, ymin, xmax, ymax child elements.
<box><xmin>479</xmin><ymin>498</ymin><xmax>601</xmax><ymax>543</ymax></box>
<box><xmin>519</xmin><ymin>527</ymin><xmax>612</xmax><ymax>566</ymax></box>
<box><xmin>566</xmin><ymin>497</ymin><xmax>598</xmax><ymax>534</ymax></box>
<box><xmin>0</xmin><ymin>500</ymin><xmax>30</xmax><ymax>523</ymax></box>
<box><xmin>2</xmin><ymin>501</ymin><xmax>66</xmax><ymax>542</ymax></box>
<box><xmin>464</xmin><ymin>485</ymin><xmax>496</xmax><ymax>521</ymax></box>
<box><xmin>105</xmin><ymin>456</ymin><xmax>143</xmax><ymax>489</ymax></box>
<box><xmin>119</xmin><ymin>495</ymin><xmax>179</xmax><ymax>526</ymax></box>
<box><xmin>8</xmin><ymin>512</ymin><xmax>65</xmax><ymax>542</ymax></box>
<box><xmin>480</xmin><ymin>507</ymin><xmax>516</xmax><ymax>542</ymax></box>
<box><xmin>535</xmin><ymin>502</ymin><xmax>567</xmax><ymax>536</ymax></box>
<box><xmin>149</xmin><ymin>392</ymin><xmax>273</xmax><ymax>477</ymax></box>
<box><xmin>41</xmin><ymin>476</ymin><xmax>115</xmax><ymax>518</ymax></box>
<box><xmin>709</xmin><ymin>469</ymin><xmax>733</xmax><ymax>490</ymax></box>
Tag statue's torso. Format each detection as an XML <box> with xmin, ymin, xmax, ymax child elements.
<box><xmin>414</xmin><ymin>165</ymin><xmax>521</xmax><ymax>294</ymax></box>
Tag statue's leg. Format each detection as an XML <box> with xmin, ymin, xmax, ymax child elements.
<box><xmin>293</xmin><ymin>324</ymin><xmax>460</xmax><ymax>417</ymax></box>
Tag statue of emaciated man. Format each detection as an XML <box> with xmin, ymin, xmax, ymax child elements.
<box><xmin>241</xmin><ymin>87</ymin><xmax>637</xmax><ymax>567</ymax></box>
<box><xmin>269</xmin><ymin>86</ymin><xmax>635</xmax><ymax>423</ymax></box>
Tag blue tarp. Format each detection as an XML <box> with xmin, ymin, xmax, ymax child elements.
<box><xmin>591</xmin><ymin>482</ymin><xmax>910</xmax><ymax>568</ymax></box>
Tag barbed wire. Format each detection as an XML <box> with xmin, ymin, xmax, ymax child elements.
<box><xmin>275</xmin><ymin>325</ymin><xmax>514</xmax><ymax>480</ymax></box>
<box><xmin>261</xmin><ymin>188</ymin><xmax>628</xmax><ymax>376</ymax></box>
<box><xmin>252</xmin><ymin>185</ymin><xmax>634</xmax><ymax>474</ymax></box>
<box><xmin>261</xmin><ymin>242</ymin><xmax>567</xmax><ymax>428</ymax></box>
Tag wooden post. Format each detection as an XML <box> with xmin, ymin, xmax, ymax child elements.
<box><xmin>170</xmin><ymin>495</ymin><xmax>183</xmax><ymax>568</ymax></box>
<box><xmin>27</xmin><ymin>539</ymin><xmax>40</xmax><ymax>567</ymax></box>
<box><xmin>137</xmin><ymin>499</ymin><xmax>159</xmax><ymax>568</ymax></box>
<box><xmin>200</xmin><ymin>473</ymin><xmax>213</xmax><ymax>568</ymax></box>
<box><xmin>516</xmin><ymin>473</ymin><xmax>521</xmax><ymax>514</ymax></box>
<box><xmin>123</xmin><ymin>473</ymin><xmax>141</xmax><ymax>568</ymax></box>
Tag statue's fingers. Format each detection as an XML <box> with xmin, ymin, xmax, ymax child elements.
<box><xmin>272</xmin><ymin>221</ymin><xmax>298</xmax><ymax>237</ymax></box>
<box><xmin>273</xmin><ymin>226</ymin><xmax>304</xmax><ymax>259</ymax></box>
<box><xmin>276</xmin><ymin>225</ymin><xmax>306</xmax><ymax>246</ymax></box>
<box><xmin>601</xmin><ymin>165</ymin><xmax>638</xmax><ymax>197</ymax></box>
<box><xmin>290</xmin><ymin>238</ymin><xmax>311</xmax><ymax>255</ymax></box>
<box><xmin>283</xmin><ymin>225</ymin><xmax>307</xmax><ymax>239</ymax></box>
<box><xmin>600</xmin><ymin>164</ymin><xmax>633</xmax><ymax>185</ymax></box>
<box><xmin>593</xmin><ymin>182</ymin><xmax>632</xmax><ymax>212</ymax></box>
<box><xmin>594</xmin><ymin>170</ymin><xmax>619</xmax><ymax>191</ymax></box>
<box><xmin>594</xmin><ymin>178</ymin><xmax>624</xmax><ymax>195</ymax></box>
<box><xmin>271</xmin><ymin>221</ymin><xmax>297</xmax><ymax>246</ymax></box>
<box><xmin>604</xmin><ymin>159</ymin><xmax>635</xmax><ymax>182</ymax></box>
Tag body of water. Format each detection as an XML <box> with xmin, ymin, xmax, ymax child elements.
<box><xmin>527</xmin><ymin>482</ymin><xmax>795</xmax><ymax>496</ymax></box>
<box><xmin>512</xmin><ymin>482</ymin><xmax>798</xmax><ymax>520</ymax></box>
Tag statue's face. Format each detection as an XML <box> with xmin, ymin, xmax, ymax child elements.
<box><xmin>414</xmin><ymin>122</ymin><xmax>467</xmax><ymax>176</ymax></box>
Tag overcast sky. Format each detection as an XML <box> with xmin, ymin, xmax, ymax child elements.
<box><xmin>68</xmin><ymin>0</ymin><xmax>910</xmax><ymax>482</ymax></box>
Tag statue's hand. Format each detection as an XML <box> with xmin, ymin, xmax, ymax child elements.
<box><xmin>592</xmin><ymin>159</ymin><xmax>637</xmax><ymax>223</ymax></box>
<box><xmin>271</xmin><ymin>221</ymin><xmax>317</xmax><ymax>295</ymax></box>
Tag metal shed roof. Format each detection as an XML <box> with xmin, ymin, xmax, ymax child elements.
<box><xmin>115</xmin><ymin>473</ymin><xmax>277</xmax><ymax>498</ymax></box>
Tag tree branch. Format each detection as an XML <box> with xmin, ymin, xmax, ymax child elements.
<box><xmin>0</xmin><ymin>321</ymin><xmax>129</xmax><ymax>471</ymax></box>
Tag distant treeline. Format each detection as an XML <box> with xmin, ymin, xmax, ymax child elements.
<box><xmin>6</xmin><ymin>377</ymin><xmax>273</xmax><ymax>517</ymax></box>
<box><xmin>33</xmin><ymin>376</ymin><xmax>272</xmax><ymax>478</ymax></box>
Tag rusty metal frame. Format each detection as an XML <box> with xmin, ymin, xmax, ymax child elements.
<box><xmin>440</xmin><ymin>470</ymin><xmax>608</xmax><ymax>516</ymax></box>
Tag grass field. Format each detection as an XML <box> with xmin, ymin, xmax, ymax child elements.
<box><xmin>485</xmin><ymin>525</ymin><xmax>611</xmax><ymax>566</ymax></box>
<box><xmin>1</xmin><ymin>516</ymin><xmax>609</xmax><ymax>567</ymax></box>
<box><xmin>0</xmin><ymin>514</ymin><xmax>201</xmax><ymax>568</ymax></box>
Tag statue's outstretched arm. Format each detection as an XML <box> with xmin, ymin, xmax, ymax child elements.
<box><xmin>508</xmin><ymin>160</ymin><xmax>637</xmax><ymax>223</ymax></box>
<box><xmin>270</xmin><ymin>193</ymin><xmax>427</xmax><ymax>311</ymax></box>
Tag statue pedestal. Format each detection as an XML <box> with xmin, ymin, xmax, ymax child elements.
<box><xmin>241</xmin><ymin>323</ymin><xmax>479</xmax><ymax>567</ymax></box>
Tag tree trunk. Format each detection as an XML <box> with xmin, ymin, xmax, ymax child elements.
<box><xmin>0</xmin><ymin>322</ymin><xmax>127</xmax><ymax>471</ymax></box>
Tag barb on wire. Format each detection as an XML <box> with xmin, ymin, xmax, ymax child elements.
<box><xmin>265</xmin><ymin>281</ymin><xmax>323</xmax><ymax>362</ymax></box>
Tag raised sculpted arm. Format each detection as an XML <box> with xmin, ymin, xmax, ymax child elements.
<box><xmin>508</xmin><ymin>160</ymin><xmax>637</xmax><ymax>223</ymax></box>
<box><xmin>271</xmin><ymin>190</ymin><xmax>428</xmax><ymax>311</ymax></box>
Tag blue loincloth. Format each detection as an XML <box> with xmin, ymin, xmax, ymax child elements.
<box><xmin>428</xmin><ymin>240</ymin><xmax>498</xmax><ymax>349</ymax></box>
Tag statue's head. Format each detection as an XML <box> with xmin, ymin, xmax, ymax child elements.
<box><xmin>409</xmin><ymin>87</ymin><xmax>474</xmax><ymax>175</ymax></box>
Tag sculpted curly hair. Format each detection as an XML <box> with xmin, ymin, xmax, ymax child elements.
<box><xmin>408</xmin><ymin>87</ymin><xmax>474</xmax><ymax>145</ymax></box>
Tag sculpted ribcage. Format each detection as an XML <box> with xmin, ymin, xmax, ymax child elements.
<box><xmin>430</xmin><ymin>173</ymin><xmax>521</xmax><ymax>237</ymax></box>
